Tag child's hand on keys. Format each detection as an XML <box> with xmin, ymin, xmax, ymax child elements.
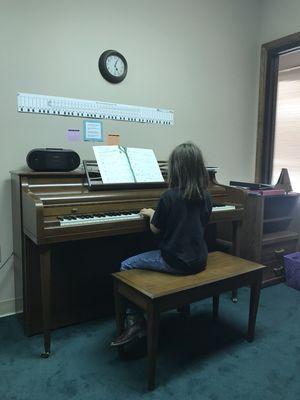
<box><xmin>139</xmin><ymin>208</ymin><xmax>154</xmax><ymax>218</ymax></box>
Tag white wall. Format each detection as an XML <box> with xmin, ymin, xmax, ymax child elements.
<box><xmin>260</xmin><ymin>0</ymin><xmax>300</xmax><ymax>44</ymax></box>
<box><xmin>0</xmin><ymin>0</ymin><xmax>261</xmax><ymax>315</ymax></box>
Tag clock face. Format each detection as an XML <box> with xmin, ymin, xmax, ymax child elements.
<box><xmin>98</xmin><ymin>50</ymin><xmax>128</xmax><ymax>83</ymax></box>
<box><xmin>106</xmin><ymin>55</ymin><xmax>125</xmax><ymax>77</ymax></box>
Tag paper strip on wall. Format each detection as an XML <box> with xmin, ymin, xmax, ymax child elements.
<box><xmin>17</xmin><ymin>92</ymin><xmax>174</xmax><ymax>125</ymax></box>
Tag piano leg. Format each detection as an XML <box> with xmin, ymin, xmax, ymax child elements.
<box><xmin>212</xmin><ymin>295</ymin><xmax>219</xmax><ymax>320</ymax></box>
<box><xmin>231</xmin><ymin>221</ymin><xmax>241</xmax><ymax>303</ymax></box>
<box><xmin>231</xmin><ymin>220</ymin><xmax>241</xmax><ymax>257</ymax></box>
<box><xmin>39</xmin><ymin>245</ymin><xmax>51</xmax><ymax>358</ymax></box>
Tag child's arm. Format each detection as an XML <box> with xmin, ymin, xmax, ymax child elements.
<box><xmin>139</xmin><ymin>208</ymin><xmax>160</xmax><ymax>234</ymax></box>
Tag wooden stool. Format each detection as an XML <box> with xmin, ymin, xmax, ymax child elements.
<box><xmin>112</xmin><ymin>251</ymin><xmax>265</xmax><ymax>390</ymax></box>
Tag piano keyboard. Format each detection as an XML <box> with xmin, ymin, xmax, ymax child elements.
<box><xmin>58</xmin><ymin>211</ymin><xmax>143</xmax><ymax>226</ymax></box>
<box><xmin>58</xmin><ymin>205</ymin><xmax>236</xmax><ymax>227</ymax></box>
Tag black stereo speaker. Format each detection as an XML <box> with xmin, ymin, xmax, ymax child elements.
<box><xmin>26</xmin><ymin>148</ymin><xmax>80</xmax><ymax>172</ymax></box>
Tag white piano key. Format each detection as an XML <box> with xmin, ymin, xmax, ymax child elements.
<box><xmin>212</xmin><ymin>205</ymin><xmax>236</xmax><ymax>212</ymax></box>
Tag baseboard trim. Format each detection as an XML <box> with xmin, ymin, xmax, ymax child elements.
<box><xmin>0</xmin><ymin>297</ymin><xmax>23</xmax><ymax>318</ymax></box>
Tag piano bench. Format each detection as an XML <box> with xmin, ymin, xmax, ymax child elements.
<box><xmin>112</xmin><ymin>251</ymin><xmax>265</xmax><ymax>391</ymax></box>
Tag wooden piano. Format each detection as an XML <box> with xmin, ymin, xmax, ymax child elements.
<box><xmin>11</xmin><ymin>164</ymin><xmax>245</xmax><ymax>356</ymax></box>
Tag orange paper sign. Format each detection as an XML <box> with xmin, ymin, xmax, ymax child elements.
<box><xmin>106</xmin><ymin>133</ymin><xmax>120</xmax><ymax>145</ymax></box>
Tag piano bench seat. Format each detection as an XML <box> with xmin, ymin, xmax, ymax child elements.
<box><xmin>112</xmin><ymin>251</ymin><xmax>265</xmax><ymax>390</ymax></box>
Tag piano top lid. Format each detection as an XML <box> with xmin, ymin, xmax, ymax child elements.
<box><xmin>11</xmin><ymin>164</ymin><xmax>219</xmax><ymax>177</ymax></box>
<box><xmin>16</xmin><ymin>164</ymin><xmax>233</xmax><ymax>201</ymax></box>
<box><xmin>11</xmin><ymin>168</ymin><xmax>85</xmax><ymax>177</ymax></box>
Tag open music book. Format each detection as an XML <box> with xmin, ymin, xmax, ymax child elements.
<box><xmin>93</xmin><ymin>145</ymin><xmax>164</xmax><ymax>184</ymax></box>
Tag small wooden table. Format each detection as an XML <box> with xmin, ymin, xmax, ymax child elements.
<box><xmin>112</xmin><ymin>251</ymin><xmax>266</xmax><ymax>390</ymax></box>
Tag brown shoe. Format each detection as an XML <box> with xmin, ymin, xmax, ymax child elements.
<box><xmin>111</xmin><ymin>319</ymin><xmax>146</xmax><ymax>347</ymax></box>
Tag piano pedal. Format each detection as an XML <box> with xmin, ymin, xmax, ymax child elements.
<box><xmin>40</xmin><ymin>351</ymin><xmax>50</xmax><ymax>358</ymax></box>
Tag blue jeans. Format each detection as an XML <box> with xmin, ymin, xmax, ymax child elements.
<box><xmin>121</xmin><ymin>250</ymin><xmax>179</xmax><ymax>316</ymax></box>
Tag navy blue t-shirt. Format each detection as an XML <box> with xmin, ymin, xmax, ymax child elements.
<box><xmin>151</xmin><ymin>188</ymin><xmax>212</xmax><ymax>274</ymax></box>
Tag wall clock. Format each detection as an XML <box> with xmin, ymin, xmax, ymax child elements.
<box><xmin>98</xmin><ymin>50</ymin><xmax>128</xmax><ymax>83</ymax></box>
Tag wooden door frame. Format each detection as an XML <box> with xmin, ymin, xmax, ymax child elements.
<box><xmin>255</xmin><ymin>32</ymin><xmax>300</xmax><ymax>183</ymax></box>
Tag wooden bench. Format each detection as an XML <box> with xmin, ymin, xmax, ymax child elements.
<box><xmin>112</xmin><ymin>251</ymin><xmax>266</xmax><ymax>390</ymax></box>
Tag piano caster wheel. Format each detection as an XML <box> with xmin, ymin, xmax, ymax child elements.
<box><xmin>232</xmin><ymin>297</ymin><xmax>238</xmax><ymax>303</ymax></box>
<box><xmin>40</xmin><ymin>351</ymin><xmax>50</xmax><ymax>358</ymax></box>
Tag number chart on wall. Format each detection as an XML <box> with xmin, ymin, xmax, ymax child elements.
<box><xmin>17</xmin><ymin>93</ymin><xmax>174</xmax><ymax>125</ymax></box>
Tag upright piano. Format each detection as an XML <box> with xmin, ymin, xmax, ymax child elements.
<box><xmin>11</xmin><ymin>164</ymin><xmax>245</xmax><ymax>356</ymax></box>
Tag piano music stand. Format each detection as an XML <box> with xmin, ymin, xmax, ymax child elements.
<box><xmin>83</xmin><ymin>160</ymin><xmax>167</xmax><ymax>191</ymax></box>
<box><xmin>83</xmin><ymin>160</ymin><xmax>103</xmax><ymax>190</ymax></box>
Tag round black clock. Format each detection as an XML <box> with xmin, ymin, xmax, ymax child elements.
<box><xmin>98</xmin><ymin>50</ymin><xmax>128</xmax><ymax>83</ymax></box>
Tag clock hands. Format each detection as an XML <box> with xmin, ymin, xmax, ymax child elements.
<box><xmin>114</xmin><ymin>58</ymin><xmax>119</xmax><ymax>74</ymax></box>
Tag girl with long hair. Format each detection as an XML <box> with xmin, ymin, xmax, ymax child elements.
<box><xmin>111</xmin><ymin>142</ymin><xmax>212</xmax><ymax>346</ymax></box>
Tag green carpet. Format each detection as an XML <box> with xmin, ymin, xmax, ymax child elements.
<box><xmin>0</xmin><ymin>283</ymin><xmax>299</xmax><ymax>399</ymax></box>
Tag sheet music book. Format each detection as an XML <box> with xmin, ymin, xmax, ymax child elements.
<box><xmin>93</xmin><ymin>145</ymin><xmax>164</xmax><ymax>184</ymax></box>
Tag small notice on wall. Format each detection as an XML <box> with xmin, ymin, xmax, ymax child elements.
<box><xmin>83</xmin><ymin>120</ymin><xmax>103</xmax><ymax>142</ymax></box>
<box><xmin>106</xmin><ymin>133</ymin><xmax>120</xmax><ymax>145</ymax></box>
<box><xmin>67</xmin><ymin>129</ymin><xmax>81</xmax><ymax>141</ymax></box>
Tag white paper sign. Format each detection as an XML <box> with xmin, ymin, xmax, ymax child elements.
<box><xmin>84</xmin><ymin>120</ymin><xmax>103</xmax><ymax>141</ymax></box>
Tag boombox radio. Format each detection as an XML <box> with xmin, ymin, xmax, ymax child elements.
<box><xmin>26</xmin><ymin>148</ymin><xmax>80</xmax><ymax>172</ymax></box>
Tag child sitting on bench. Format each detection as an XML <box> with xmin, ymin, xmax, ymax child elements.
<box><xmin>111</xmin><ymin>141</ymin><xmax>212</xmax><ymax>347</ymax></box>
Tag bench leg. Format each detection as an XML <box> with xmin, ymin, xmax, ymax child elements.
<box><xmin>247</xmin><ymin>280</ymin><xmax>261</xmax><ymax>342</ymax></box>
<box><xmin>213</xmin><ymin>295</ymin><xmax>219</xmax><ymax>320</ymax></box>
<box><xmin>231</xmin><ymin>220</ymin><xmax>240</xmax><ymax>304</ymax></box>
<box><xmin>147</xmin><ymin>303</ymin><xmax>159</xmax><ymax>391</ymax></box>
<box><xmin>231</xmin><ymin>289</ymin><xmax>238</xmax><ymax>303</ymax></box>
<box><xmin>113</xmin><ymin>280</ymin><xmax>126</xmax><ymax>357</ymax></box>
